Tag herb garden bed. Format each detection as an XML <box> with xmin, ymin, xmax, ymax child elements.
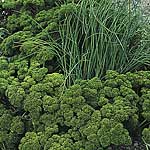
<box><xmin>0</xmin><ymin>0</ymin><xmax>150</xmax><ymax>150</ymax></box>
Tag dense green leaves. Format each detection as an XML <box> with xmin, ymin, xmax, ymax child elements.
<box><xmin>0</xmin><ymin>58</ymin><xmax>150</xmax><ymax>149</ymax></box>
<box><xmin>0</xmin><ymin>0</ymin><xmax>149</xmax><ymax>149</ymax></box>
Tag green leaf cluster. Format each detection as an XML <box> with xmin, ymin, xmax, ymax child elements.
<box><xmin>1</xmin><ymin>60</ymin><xmax>150</xmax><ymax>149</ymax></box>
<box><xmin>0</xmin><ymin>0</ymin><xmax>149</xmax><ymax>149</ymax></box>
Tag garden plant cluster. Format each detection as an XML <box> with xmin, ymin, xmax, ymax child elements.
<box><xmin>0</xmin><ymin>0</ymin><xmax>150</xmax><ymax>150</ymax></box>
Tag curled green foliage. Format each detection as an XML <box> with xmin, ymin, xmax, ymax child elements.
<box><xmin>19</xmin><ymin>132</ymin><xmax>41</xmax><ymax>150</ymax></box>
<box><xmin>142</xmin><ymin>94</ymin><xmax>150</xmax><ymax>121</ymax></box>
<box><xmin>43</xmin><ymin>95</ymin><xmax>59</xmax><ymax>113</ymax></box>
<box><xmin>0</xmin><ymin>77</ymin><xmax>8</xmax><ymax>95</ymax></box>
<box><xmin>142</xmin><ymin>128</ymin><xmax>150</xmax><ymax>145</ymax></box>
<box><xmin>55</xmin><ymin>3</ymin><xmax>77</xmax><ymax>20</ymax></box>
<box><xmin>100</xmin><ymin>96</ymin><xmax>136</xmax><ymax>122</ymax></box>
<box><xmin>20</xmin><ymin>39</ymin><xmax>54</xmax><ymax>64</ymax></box>
<box><xmin>0</xmin><ymin>59</ymin><xmax>150</xmax><ymax>150</ymax></box>
<box><xmin>0</xmin><ymin>31</ymin><xmax>32</xmax><ymax>56</ymax></box>
<box><xmin>24</xmin><ymin>91</ymin><xmax>43</xmax><ymax>124</ymax></box>
<box><xmin>97</xmin><ymin>118</ymin><xmax>132</xmax><ymax>147</ymax></box>
<box><xmin>0</xmin><ymin>56</ymin><xmax>9</xmax><ymax>70</ymax></box>
<box><xmin>22</xmin><ymin>0</ymin><xmax>45</xmax><ymax>7</ymax></box>
<box><xmin>0</xmin><ymin>104</ymin><xmax>25</xmax><ymax>150</ymax></box>
<box><xmin>1</xmin><ymin>0</ymin><xmax>21</xmax><ymax>9</ymax></box>
<box><xmin>42</xmin><ymin>73</ymin><xmax>64</xmax><ymax>96</ymax></box>
<box><xmin>30</xmin><ymin>67</ymin><xmax>48</xmax><ymax>82</ymax></box>
<box><xmin>75</xmin><ymin>77</ymin><xmax>103</xmax><ymax>108</ymax></box>
<box><xmin>2</xmin><ymin>0</ymin><xmax>45</xmax><ymax>9</ymax></box>
<box><xmin>0</xmin><ymin>0</ymin><xmax>149</xmax><ymax>149</ymax></box>
<box><xmin>44</xmin><ymin>134</ymin><xmax>74</xmax><ymax>150</ymax></box>
<box><xmin>6</xmin><ymin>85</ymin><xmax>26</xmax><ymax>108</ymax></box>
<box><xmin>10</xmin><ymin>116</ymin><xmax>24</xmax><ymax>134</ymax></box>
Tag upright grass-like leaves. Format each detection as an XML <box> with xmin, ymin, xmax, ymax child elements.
<box><xmin>54</xmin><ymin>0</ymin><xmax>150</xmax><ymax>85</ymax></box>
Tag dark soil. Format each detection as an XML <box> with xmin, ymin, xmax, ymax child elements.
<box><xmin>107</xmin><ymin>141</ymin><xmax>146</xmax><ymax>150</ymax></box>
